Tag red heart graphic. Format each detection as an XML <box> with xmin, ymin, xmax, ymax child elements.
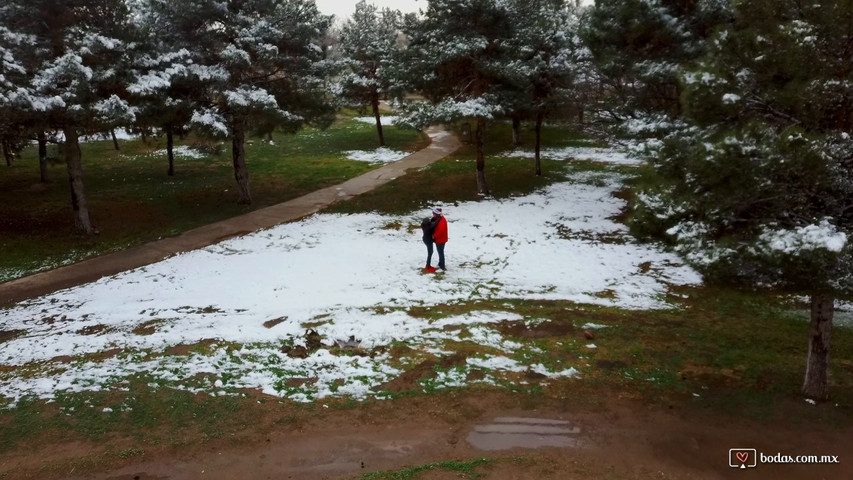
<box><xmin>736</xmin><ymin>451</ymin><xmax>749</xmax><ymax>464</ymax></box>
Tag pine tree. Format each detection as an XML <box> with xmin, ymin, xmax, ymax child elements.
<box><xmin>3</xmin><ymin>0</ymin><xmax>137</xmax><ymax>234</ymax></box>
<box><xmin>396</xmin><ymin>0</ymin><xmax>516</xmax><ymax>195</ymax></box>
<box><xmin>337</xmin><ymin>1</ymin><xmax>403</xmax><ymax>146</ymax></box>
<box><xmin>143</xmin><ymin>0</ymin><xmax>335</xmax><ymax>205</ymax></box>
<box><xmin>500</xmin><ymin>0</ymin><xmax>587</xmax><ymax>175</ymax></box>
<box><xmin>128</xmin><ymin>2</ymin><xmax>202</xmax><ymax>176</ymax></box>
<box><xmin>633</xmin><ymin>0</ymin><xmax>853</xmax><ymax>400</ymax></box>
<box><xmin>581</xmin><ymin>0</ymin><xmax>731</xmax><ymax>125</ymax></box>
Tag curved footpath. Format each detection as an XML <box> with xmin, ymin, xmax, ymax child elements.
<box><xmin>0</xmin><ymin>126</ymin><xmax>461</xmax><ymax>307</ymax></box>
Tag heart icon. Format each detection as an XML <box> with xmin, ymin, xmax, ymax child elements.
<box><xmin>736</xmin><ymin>451</ymin><xmax>749</xmax><ymax>464</ymax></box>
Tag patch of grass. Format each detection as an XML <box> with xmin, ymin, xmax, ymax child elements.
<box><xmin>116</xmin><ymin>447</ymin><xmax>144</xmax><ymax>459</ymax></box>
<box><xmin>325</xmin><ymin>120</ymin><xmax>592</xmax><ymax>216</ymax></box>
<box><xmin>359</xmin><ymin>458</ymin><xmax>492</xmax><ymax>480</ymax></box>
<box><xmin>0</xmin><ymin>112</ymin><xmax>427</xmax><ymax>282</ymax></box>
<box><xmin>0</xmin><ymin>374</ymin><xmax>259</xmax><ymax>453</ymax></box>
<box><xmin>398</xmin><ymin>291</ymin><xmax>853</xmax><ymax>425</ymax></box>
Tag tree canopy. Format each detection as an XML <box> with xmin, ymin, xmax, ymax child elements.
<box><xmin>620</xmin><ymin>0</ymin><xmax>853</xmax><ymax>400</ymax></box>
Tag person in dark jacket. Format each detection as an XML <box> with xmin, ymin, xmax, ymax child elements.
<box><xmin>421</xmin><ymin>212</ymin><xmax>438</xmax><ymax>272</ymax></box>
<box><xmin>432</xmin><ymin>207</ymin><xmax>448</xmax><ymax>271</ymax></box>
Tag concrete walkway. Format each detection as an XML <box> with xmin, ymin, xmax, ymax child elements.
<box><xmin>0</xmin><ymin>126</ymin><xmax>461</xmax><ymax>306</ymax></box>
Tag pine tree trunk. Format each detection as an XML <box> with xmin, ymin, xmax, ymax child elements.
<box><xmin>111</xmin><ymin>129</ymin><xmax>120</xmax><ymax>151</ymax></box>
<box><xmin>512</xmin><ymin>116</ymin><xmax>522</xmax><ymax>146</ymax></box>
<box><xmin>534</xmin><ymin>111</ymin><xmax>544</xmax><ymax>177</ymax></box>
<box><xmin>166</xmin><ymin>127</ymin><xmax>175</xmax><ymax>176</ymax></box>
<box><xmin>2</xmin><ymin>140</ymin><xmax>12</xmax><ymax>167</ymax></box>
<box><xmin>64</xmin><ymin>126</ymin><xmax>95</xmax><ymax>234</ymax></box>
<box><xmin>802</xmin><ymin>293</ymin><xmax>833</xmax><ymax>400</ymax></box>
<box><xmin>372</xmin><ymin>92</ymin><xmax>385</xmax><ymax>147</ymax></box>
<box><xmin>38</xmin><ymin>132</ymin><xmax>49</xmax><ymax>182</ymax></box>
<box><xmin>475</xmin><ymin>117</ymin><xmax>490</xmax><ymax>196</ymax></box>
<box><xmin>231</xmin><ymin>121</ymin><xmax>252</xmax><ymax>205</ymax></box>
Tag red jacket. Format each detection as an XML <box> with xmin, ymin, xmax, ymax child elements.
<box><xmin>433</xmin><ymin>216</ymin><xmax>448</xmax><ymax>244</ymax></box>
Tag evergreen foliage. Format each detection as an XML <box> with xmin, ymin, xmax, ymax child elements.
<box><xmin>396</xmin><ymin>0</ymin><xmax>518</xmax><ymax>195</ymax></box>
<box><xmin>499</xmin><ymin>0</ymin><xmax>588</xmax><ymax>174</ymax></box>
<box><xmin>1</xmin><ymin>0</ymin><xmax>137</xmax><ymax>233</ymax></box>
<box><xmin>136</xmin><ymin>0</ymin><xmax>335</xmax><ymax>204</ymax></box>
<box><xmin>336</xmin><ymin>1</ymin><xmax>403</xmax><ymax>146</ymax></box>
<box><xmin>626</xmin><ymin>0</ymin><xmax>853</xmax><ymax>399</ymax></box>
<box><xmin>581</xmin><ymin>0</ymin><xmax>732</xmax><ymax>123</ymax></box>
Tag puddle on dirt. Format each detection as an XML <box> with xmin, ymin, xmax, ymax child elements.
<box><xmin>466</xmin><ymin>417</ymin><xmax>582</xmax><ymax>451</ymax></box>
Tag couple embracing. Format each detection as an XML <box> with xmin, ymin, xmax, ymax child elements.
<box><xmin>421</xmin><ymin>207</ymin><xmax>448</xmax><ymax>273</ymax></box>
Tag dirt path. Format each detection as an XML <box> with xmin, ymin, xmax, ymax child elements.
<box><xmin>0</xmin><ymin>126</ymin><xmax>460</xmax><ymax>306</ymax></box>
<box><xmin>11</xmin><ymin>391</ymin><xmax>849</xmax><ymax>480</ymax></box>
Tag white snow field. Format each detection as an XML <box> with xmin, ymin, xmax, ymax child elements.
<box><xmin>0</xmin><ymin>151</ymin><xmax>701</xmax><ymax>406</ymax></box>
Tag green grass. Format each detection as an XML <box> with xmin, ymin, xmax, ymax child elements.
<box><xmin>0</xmin><ymin>374</ymin><xmax>253</xmax><ymax>453</ymax></box>
<box><xmin>0</xmin><ymin>112</ymin><xmax>427</xmax><ymax>282</ymax></box>
<box><xmin>358</xmin><ymin>458</ymin><xmax>492</xmax><ymax>480</ymax></box>
<box><xmin>326</xmin><ymin>120</ymin><xmax>600</xmax><ymax>216</ymax></box>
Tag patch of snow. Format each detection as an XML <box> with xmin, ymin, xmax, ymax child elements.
<box><xmin>0</xmin><ymin>166</ymin><xmax>701</xmax><ymax>405</ymax></box>
<box><xmin>151</xmin><ymin>146</ymin><xmax>207</xmax><ymax>159</ymax></box>
<box><xmin>759</xmin><ymin>220</ymin><xmax>847</xmax><ymax>254</ymax></box>
<box><xmin>344</xmin><ymin>147</ymin><xmax>408</xmax><ymax>163</ymax></box>
<box><xmin>353</xmin><ymin>116</ymin><xmax>397</xmax><ymax>125</ymax></box>
<box><xmin>498</xmin><ymin>147</ymin><xmax>641</xmax><ymax>166</ymax></box>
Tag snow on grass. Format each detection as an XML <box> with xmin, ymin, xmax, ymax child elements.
<box><xmin>499</xmin><ymin>146</ymin><xmax>642</xmax><ymax>166</ymax></box>
<box><xmin>54</xmin><ymin>128</ymin><xmax>139</xmax><ymax>143</ymax></box>
<box><xmin>344</xmin><ymin>147</ymin><xmax>409</xmax><ymax>163</ymax></box>
<box><xmin>0</xmin><ymin>166</ymin><xmax>700</xmax><ymax>406</ymax></box>
<box><xmin>353</xmin><ymin>116</ymin><xmax>398</xmax><ymax>125</ymax></box>
<box><xmin>151</xmin><ymin>145</ymin><xmax>207</xmax><ymax>159</ymax></box>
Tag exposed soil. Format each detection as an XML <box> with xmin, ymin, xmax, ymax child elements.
<box><xmin>377</xmin><ymin>353</ymin><xmax>469</xmax><ymax>393</ymax></box>
<box><xmin>1</xmin><ymin>387</ymin><xmax>849</xmax><ymax>480</ymax></box>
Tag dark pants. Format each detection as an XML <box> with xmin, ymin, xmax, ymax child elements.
<box><xmin>424</xmin><ymin>239</ymin><xmax>434</xmax><ymax>267</ymax></box>
<box><xmin>436</xmin><ymin>243</ymin><xmax>446</xmax><ymax>270</ymax></box>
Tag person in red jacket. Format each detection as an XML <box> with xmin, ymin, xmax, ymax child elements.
<box><xmin>431</xmin><ymin>207</ymin><xmax>448</xmax><ymax>271</ymax></box>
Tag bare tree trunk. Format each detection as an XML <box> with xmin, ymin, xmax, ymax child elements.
<box><xmin>166</xmin><ymin>126</ymin><xmax>175</xmax><ymax>176</ymax></box>
<box><xmin>534</xmin><ymin>111</ymin><xmax>544</xmax><ymax>177</ymax></box>
<box><xmin>110</xmin><ymin>129</ymin><xmax>120</xmax><ymax>151</ymax></box>
<box><xmin>803</xmin><ymin>293</ymin><xmax>833</xmax><ymax>400</ymax></box>
<box><xmin>511</xmin><ymin>116</ymin><xmax>522</xmax><ymax>146</ymax></box>
<box><xmin>231</xmin><ymin>121</ymin><xmax>251</xmax><ymax>204</ymax></box>
<box><xmin>63</xmin><ymin>126</ymin><xmax>95</xmax><ymax>234</ymax></box>
<box><xmin>38</xmin><ymin>132</ymin><xmax>49</xmax><ymax>182</ymax></box>
<box><xmin>475</xmin><ymin>117</ymin><xmax>490</xmax><ymax>196</ymax></box>
<box><xmin>372</xmin><ymin>92</ymin><xmax>385</xmax><ymax>147</ymax></box>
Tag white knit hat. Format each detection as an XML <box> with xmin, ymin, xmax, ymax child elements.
<box><xmin>432</xmin><ymin>207</ymin><xmax>442</xmax><ymax>215</ymax></box>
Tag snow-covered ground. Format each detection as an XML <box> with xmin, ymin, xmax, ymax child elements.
<box><xmin>0</xmin><ymin>153</ymin><xmax>701</xmax><ymax>406</ymax></box>
<box><xmin>344</xmin><ymin>147</ymin><xmax>409</xmax><ymax>163</ymax></box>
<box><xmin>499</xmin><ymin>146</ymin><xmax>643</xmax><ymax>166</ymax></box>
<box><xmin>353</xmin><ymin>115</ymin><xmax>398</xmax><ymax>126</ymax></box>
<box><xmin>151</xmin><ymin>145</ymin><xmax>207</xmax><ymax>159</ymax></box>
